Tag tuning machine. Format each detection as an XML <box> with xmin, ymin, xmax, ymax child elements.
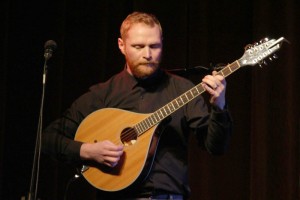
<box><xmin>258</xmin><ymin>60</ymin><xmax>267</xmax><ymax>68</ymax></box>
<box><xmin>244</xmin><ymin>44</ymin><xmax>253</xmax><ymax>50</ymax></box>
<box><xmin>260</xmin><ymin>37</ymin><xmax>269</xmax><ymax>44</ymax></box>
<box><xmin>269</xmin><ymin>53</ymin><xmax>278</xmax><ymax>61</ymax></box>
<box><xmin>259</xmin><ymin>53</ymin><xmax>278</xmax><ymax>67</ymax></box>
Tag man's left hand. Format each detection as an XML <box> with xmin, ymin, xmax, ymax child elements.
<box><xmin>202</xmin><ymin>71</ymin><xmax>226</xmax><ymax>109</ymax></box>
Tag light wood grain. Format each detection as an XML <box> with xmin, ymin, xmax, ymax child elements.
<box><xmin>75</xmin><ymin>108</ymin><xmax>157</xmax><ymax>191</ymax></box>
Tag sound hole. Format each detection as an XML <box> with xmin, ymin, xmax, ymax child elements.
<box><xmin>120</xmin><ymin>127</ymin><xmax>137</xmax><ymax>146</ymax></box>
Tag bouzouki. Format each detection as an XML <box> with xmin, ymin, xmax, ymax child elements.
<box><xmin>74</xmin><ymin>37</ymin><xmax>288</xmax><ymax>191</ymax></box>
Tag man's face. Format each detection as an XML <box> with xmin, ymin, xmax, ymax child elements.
<box><xmin>118</xmin><ymin>23</ymin><xmax>162</xmax><ymax>79</ymax></box>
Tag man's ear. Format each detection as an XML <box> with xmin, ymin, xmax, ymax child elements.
<box><xmin>118</xmin><ymin>38</ymin><xmax>125</xmax><ymax>55</ymax></box>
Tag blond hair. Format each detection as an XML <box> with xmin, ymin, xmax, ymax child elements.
<box><xmin>120</xmin><ymin>12</ymin><xmax>163</xmax><ymax>40</ymax></box>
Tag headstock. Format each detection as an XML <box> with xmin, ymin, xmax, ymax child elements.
<box><xmin>238</xmin><ymin>37</ymin><xmax>289</xmax><ymax>67</ymax></box>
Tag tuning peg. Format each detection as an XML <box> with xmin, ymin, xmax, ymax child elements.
<box><xmin>260</xmin><ymin>38</ymin><xmax>269</xmax><ymax>43</ymax></box>
<box><xmin>269</xmin><ymin>57</ymin><xmax>273</xmax><ymax>61</ymax></box>
<box><xmin>263</xmin><ymin>60</ymin><xmax>268</xmax><ymax>65</ymax></box>
<box><xmin>244</xmin><ymin>44</ymin><xmax>253</xmax><ymax>50</ymax></box>
<box><xmin>273</xmin><ymin>54</ymin><xmax>278</xmax><ymax>59</ymax></box>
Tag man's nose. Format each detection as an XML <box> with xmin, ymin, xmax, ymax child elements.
<box><xmin>143</xmin><ymin>47</ymin><xmax>152</xmax><ymax>60</ymax></box>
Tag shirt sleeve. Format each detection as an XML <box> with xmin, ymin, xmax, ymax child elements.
<box><xmin>42</xmin><ymin>89</ymin><xmax>103</xmax><ymax>163</ymax></box>
<box><xmin>186</xmin><ymin>93</ymin><xmax>233</xmax><ymax>155</ymax></box>
<box><xmin>203</xmin><ymin>106</ymin><xmax>233</xmax><ymax>155</ymax></box>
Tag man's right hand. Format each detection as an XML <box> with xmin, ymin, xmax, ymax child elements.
<box><xmin>80</xmin><ymin>140</ymin><xmax>124</xmax><ymax>167</ymax></box>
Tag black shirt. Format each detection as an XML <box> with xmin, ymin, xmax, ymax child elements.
<box><xmin>42</xmin><ymin>68</ymin><xmax>232</xmax><ymax>199</ymax></box>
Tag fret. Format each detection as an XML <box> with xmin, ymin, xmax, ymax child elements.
<box><xmin>149</xmin><ymin>118</ymin><xmax>153</xmax><ymax>127</ymax></box>
<box><xmin>221</xmin><ymin>67</ymin><xmax>231</xmax><ymax>77</ymax></box>
<box><xmin>140</xmin><ymin>122</ymin><xmax>146</xmax><ymax>132</ymax></box>
<box><xmin>142</xmin><ymin>120</ymin><xmax>147</xmax><ymax>130</ymax></box>
<box><xmin>135</xmin><ymin>124</ymin><xmax>141</xmax><ymax>134</ymax></box>
<box><xmin>160</xmin><ymin>108</ymin><xmax>167</xmax><ymax>117</ymax></box>
<box><xmin>152</xmin><ymin>114</ymin><xmax>157</xmax><ymax>124</ymax></box>
<box><xmin>171</xmin><ymin>103</ymin><xmax>176</xmax><ymax>112</ymax></box>
<box><xmin>156</xmin><ymin>110</ymin><xmax>162</xmax><ymax>121</ymax></box>
<box><xmin>182</xmin><ymin>93</ymin><xmax>188</xmax><ymax>103</ymax></box>
<box><xmin>133</xmin><ymin>126</ymin><xmax>140</xmax><ymax>135</ymax></box>
<box><xmin>196</xmin><ymin>84</ymin><xmax>204</xmax><ymax>94</ymax></box>
<box><xmin>231</xmin><ymin>62</ymin><xmax>240</xmax><ymax>71</ymax></box>
<box><xmin>220</xmin><ymin>62</ymin><xmax>240</xmax><ymax>78</ymax></box>
<box><xmin>138</xmin><ymin>123</ymin><xmax>144</xmax><ymax>133</ymax></box>
<box><xmin>149</xmin><ymin>115</ymin><xmax>155</xmax><ymax>124</ymax></box>
<box><xmin>141</xmin><ymin>122</ymin><xmax>146</xmax><ymax>132</ymax></box>
<box><xmin>157</xmin><ymin>113</ymin><xmax>161</xmax><ymax>121</ymax></box>
<box><xmin>177</xmin><ymin>97</ymin><xmax>183</xmax><ymax>106</ymax></box>
<box><xmin>139</xmin><ymin>123</ymin><xmax>144</xmax><ymax>133</ymax></box>
<box><xmin>228</xmin><ymin>65</ymin><xmax>233</xmax><ymax>72</ymax></box>
<box><xmin>149</xmin><ymin>119</ymin><xmax>153</xmax><ymax>128</ymax></box>
<box><xmin>191</xmin><ymin>87</ymin><xmax>199</xmax><ymax>97</ymax></box>
<box><xmin>145</xmin><ymin>120</ymin><xmax>150</xmax><ymax>130</ymax></box>
<box><xmin>153</xmin><ymin>112</ymin><xmax>160</xmax><ymax>122</ymax></box>
<box><xmin>163</xmin><ymin>106</ymin><xmax>169</xmax><ymax>115</ymax></box>
<box><xmin>194</xmin><ymin>86</ymin><xmax>200</xmax><ymax>93</ymax></box>
<box><xmin>152</xmin><ymin>115</ymin><xmax>156</xmax><ymax>124</ymax></box>
<box><xmin>145</xmin><ymin>118</ymin><xmax>151</xmax><ymax>128</ymax></box>
<box><xmin>141</xmin><ymin>123</ymin><xmax>146</xmax><ymax>133</ymax></box>
<box><xmin>219</xmin><ymin>70</ymin><xmax>225</xmax><ymax>76</ymax></box>
<box><xmin>164</xmin><ymin>105</ymin><xmax>171</xmax><ymax>114</ymax></box>
<box><xmin>167</xmin><ymin>103</ymin><xmax>174</xmax><ymax>113</ymax></box>
<box><xmin>160</xmin><ymin>110</ymin><xmax>164</xmax><ymax>118</ymax></box>
<box><xmin>186</xmin><ymin>90</ymin><xmax>194</xmax><ymax>100</ymax></box>
<box><xmin>144</xmin><ymin>117</ymin><xmax>151</xmax><ymax>128</ymax></box>
<box><xmin>172</xmin><ymin>99</ymin><xmax>179</xmax><ymax>109</ymax></box>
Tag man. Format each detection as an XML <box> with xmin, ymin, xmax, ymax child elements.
<box><xmin>42</xmin><ymin>12</ymin><xmax>232</xmax><ymax>200</ymax></box>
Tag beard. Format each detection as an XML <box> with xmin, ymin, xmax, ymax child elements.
<box><xmin>128</xmin><ymin>62</ymin><xmax>160</xmax><ymax>79</ymax></box>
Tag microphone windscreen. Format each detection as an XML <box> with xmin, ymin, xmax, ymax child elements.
<box><xmin>44</xmin><ymin>40</ymin><xmax>57</xmax><ymax>50</ymax></box>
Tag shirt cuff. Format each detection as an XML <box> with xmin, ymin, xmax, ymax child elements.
<box><xmin>211</xmin><ymin>104</ymin><xmax>232</xmax><ymax>124</ymax></box>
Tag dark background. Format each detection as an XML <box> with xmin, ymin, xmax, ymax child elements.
<box><xmin>1</xmin><ymin>0</ymin><xmax>299</xmax><ymax>199</ymax></box>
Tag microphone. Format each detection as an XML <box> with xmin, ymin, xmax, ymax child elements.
<box><xmin>44</xmin><ymin>40</ymin><xmax>57</xmax><ymax>61</ymax></box>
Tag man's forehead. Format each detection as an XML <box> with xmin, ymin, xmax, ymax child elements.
<box><xmin>125</xmin><ymin>23</ymin><xmax>162</xmax><ymax>41</ymax></box>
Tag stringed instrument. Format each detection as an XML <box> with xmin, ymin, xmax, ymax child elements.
<box><xmin>74</xmin><ymin>37</ymin><xmax>288</xmax><ymax>192</ymax></box>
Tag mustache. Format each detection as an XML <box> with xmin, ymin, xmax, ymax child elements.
<box><xmin>138</xmin><ymin>62</ymin><xmax>159</xmax><ymax>66</ymax></box>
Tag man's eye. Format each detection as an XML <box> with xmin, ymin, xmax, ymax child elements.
<box><xmin>134</xmin><ymin>45</ymin><xmax>143</xmax><ymax>49</ymax></box>
<box><xmin>150</xmin><ymin>44</ymin><xmax>162</xmax><ymax>49</ymax></box>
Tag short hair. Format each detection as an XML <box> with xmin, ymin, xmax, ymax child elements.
<box><xmin>120</xmin><ymin>12</ymin><xmax>163</xmax><ymax>40</ymax></box>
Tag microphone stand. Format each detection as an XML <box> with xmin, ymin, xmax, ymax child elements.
<box><xmin>28</xmin><ymin>46</ymin><xmax>53</xmax><ymax>200</ymax></box>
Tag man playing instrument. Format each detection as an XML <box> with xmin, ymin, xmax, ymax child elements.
<box><xmin>43</xmin><ymin>12</ymin><xmax>232</xmax><ymax>200</ymax></box>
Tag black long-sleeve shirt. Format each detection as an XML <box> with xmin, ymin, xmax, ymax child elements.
<box><xmin>42</xmin><ymin>68</ymin><xmax>232</xmax><ymax>199</ymax></box>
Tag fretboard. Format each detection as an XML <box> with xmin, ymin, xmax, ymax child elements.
<box><xmin>134</xmin><ymin>60</ymin><xmax>241</xmax><ymax>135</ymax></box>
